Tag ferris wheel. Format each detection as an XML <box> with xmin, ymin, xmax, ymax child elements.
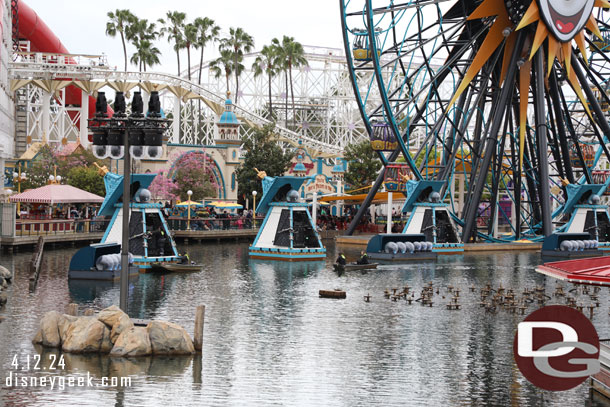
<box><xmin>341</xmin><ymin>0</ymin><xmax>610</xmax><ymax>242</ymax></box>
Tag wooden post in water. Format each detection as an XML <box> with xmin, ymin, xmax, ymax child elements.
<box><xmin>194</xmin><ymin>305</ymin><xmax>205</xmax><ymax>351</ymax></box>
<box><xmin>67</xmin><ymin>303</ymin><xmax>78</xmax><ymax>316</ymax></box>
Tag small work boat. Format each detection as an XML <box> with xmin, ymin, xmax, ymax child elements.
<box><xmin>149</xmin><ymin>262</ymin><xmax>202</xmax><ymax>274</ymax></box>
<box><xmin>333</xmin><ymin>262</ymin><xmax>378</xmax><ymax>272</ymax></box>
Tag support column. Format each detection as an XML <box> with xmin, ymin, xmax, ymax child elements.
<box><xmin>337</xmin><ymin>179</ymin><xmax>343</xmax><ymax>217</ymax></box>
<box><xmin>312</xmin><ymin>191</ymin><xmax>318</xmax><ymax>225</ymax></box>
<box><xmin>493</xmin><ymin>192</ymin><xmax>499</xmax><ymax>238</ymax></box>
<box><xmin>172</xmin><ymin>95</ymin><xmax>181</xmax><ymax>143</ymax></box>
<box><xmin>458</xmin><ymin>175</ymin><xmax>465</xmax><ymax>216</ymax></box>
<box><xmin>142</xmin><ymin>90</ymin><xmax>150</xmax><ymax>111</ymax></box>
<box><xmin>450</xmin><ymin>176</ymin><xmax>456</xmax><ymax>208</ymax></box>
<box><xmin>0</xmin><ymin>158</ymin><xmax>4</xmax><ymax>198</ymax></box>
<box><xmin>511</xmin><ymin>188</ymin><xmax>516</xmax><ymax>231</ymax></box>
<box><xmin>42</xmin><ymin>91</ymin><xmax>51</xmax><ymax>142</ymax></box>
<box><xmin>534</xmin><ymin>50</ymin><xmax>553</xmax><ymax>237</ymax></box>
<box><xmin>120</xmin><ymin>130</ymin><xmax>131</xmax><ymax>313</ymax></box>
<box><xmin>80</xmin><ymin>91</ymin><xmax>90</xmax><ymax>147</ymax></box>
<box><xmin>387</xmin><ymin>192</ymin><xmax>392</xmax><ymax>234</ymax></box>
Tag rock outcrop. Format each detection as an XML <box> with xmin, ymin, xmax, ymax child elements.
<box><xmin>147</xmin><ymin>321</ymin><xmax>195</xmax><ymax>355</ymax></box>
<box><xmin>62</xmin><ymin>317</ymin><xmax>107</xmax><ymax>353</ymax></box>
<box><xmin>110</xmin><ymin>314</ymin><xmax>134</xmax><ymax>343</ymax></box>
<box><xmin>101</xmin><ymin>326</ymin><xmax>114</xmax><ymax>353</ymax></box>
<box><xmin>97</xmin><ymin>305</ymin><xmax>128</xmax><ymax>329</ymax></box>
<box><xmin>33</xmin><ymin>305</ymin><xmax>198</xmax><ymax>358</ymax></box>
<box><xmin>110</xmin><ymin>327</ymin><xmax>152</xmax><ymax>357</ymax></box>
<box><xmin>58</xmin><ymin>315</ymin><xmax>78</xmax><ymax>343</ymax></box>
<box><xmin>0</xmin><ymin>265</ymin><xmax>12</xmax><ymax>282</ymax></box>
<box><xmin>38</xmin><ymin>311</ymin><xmax>62</xmax><ymax>348</ymax></box>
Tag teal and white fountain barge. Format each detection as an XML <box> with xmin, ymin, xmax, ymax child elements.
<box><xmin>69</xmin><ymin>170</ymin><xmax>181</xmax><ymax>279</ymax></box>
<box><xmin>249</xmin><ymin>173</ymin><xmax>326</xmax><ymax>261</ymax></box>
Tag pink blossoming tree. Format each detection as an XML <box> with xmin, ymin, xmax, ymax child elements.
<box><xmin>148</xmin><ymin>171</ymin><xmax>179</xmax><ymax>202</ymax></box>
<box><xmin>168</xmin><ymin>151</ymin><xmax>218</xmax><ymax>201</ymax></box>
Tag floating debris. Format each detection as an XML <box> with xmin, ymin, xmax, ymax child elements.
<box><xmin>319</xmin><ymin>289</ymin><xmax>346</xmax><ymax>299</ymax></box>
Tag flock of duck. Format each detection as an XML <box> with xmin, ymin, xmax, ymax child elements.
<box><xmin>364</xmin><ymin>281</ymin><xmax>607</xmax><ymax>318</ymax></box>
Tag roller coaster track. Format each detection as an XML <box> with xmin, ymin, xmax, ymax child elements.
<box><xmin>8</xmin><ymin>53</ymin><xmax>339</xmax><ymax>156</ymax></box>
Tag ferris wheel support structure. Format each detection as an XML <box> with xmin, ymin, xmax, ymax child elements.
<box><xmin>341</xmin><ymin>0</ymin><xmax>610</xmax><ymax>244</ymax></box>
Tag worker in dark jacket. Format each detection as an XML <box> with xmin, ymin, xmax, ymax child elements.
<box><xmin>357</xmin><ymin>251</ymin><xmax>369</xmax><ymax>265</ymax></box>
<box><xmin>336</xmin><ymin>252</ymin><xmax>347</xmax><ymax>265</ymax></box>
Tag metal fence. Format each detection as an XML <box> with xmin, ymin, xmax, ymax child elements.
<box><xmin>167</xmin><ymin>216</ymin><xmax>263</xmax><ymax>231</ymax></box>
<box><xmin>14</xmin><ymin>219</ymin><xmax>109</xmax><ymax>237</ymax></box>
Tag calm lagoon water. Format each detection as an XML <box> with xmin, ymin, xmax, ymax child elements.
<box><xmin>0</xmin><ymin>241</ymin><xmax>609</xmax><ymax>406</ymax></box>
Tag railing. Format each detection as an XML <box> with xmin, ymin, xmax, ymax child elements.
<box><xmin>14</xmin><ymin>219</ymin><xmax>109</xmax><ymax>237</ymax></box>
<box><xmin>13</xmin><ymin>51</ymin><xmax>110</xmax><ymax>68</ymax></box>
<box><xmin>167</xmin><ymin>216</ymin><xmax>263</xmax><ymax>232</ymax></box>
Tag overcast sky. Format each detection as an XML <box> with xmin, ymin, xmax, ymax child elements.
<box><xmin>23</xmin><ymin>0</ymin><xmax>345</xmax><ymax>74</ymax></box>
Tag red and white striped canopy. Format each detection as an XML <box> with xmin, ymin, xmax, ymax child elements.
<box><xmin>9</xmin><ymin>184</ymin><xmax>104</xmax><ymax>204</ymax></box>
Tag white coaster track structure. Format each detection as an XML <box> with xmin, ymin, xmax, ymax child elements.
<box><xmin>9</xmin><ymin>45</ymin><xmax>379</xmax><ymax>158</ymax></box>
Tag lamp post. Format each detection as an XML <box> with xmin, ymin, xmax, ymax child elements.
<box><xmin>89</xmin><ymin>90</ymin><xmax>170</xmax><ymax>313</ymax></box>
<box><xmin>12</xmin><ymin>163</ymin><xmax>27</xmax><ymax>215</ymax></box>
<box><xmin>252</xmin><ymin>190</ymin><xmax>257</xmax><ymax>229</ymax></box>
<box><xmin>48</xmin><ymin>165</ymin><xmax>62</xmax><ymax>185</ymax></box>
<box><xmin>187</xmin><ymin>190</ymin><xmax>193</xmax><ymax>230</ymax></box>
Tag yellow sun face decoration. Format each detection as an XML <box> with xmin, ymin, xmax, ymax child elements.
<box><xmin>448</xmin><ymin>0</ymin><xmax>610</xmax><ymax>169</ymax></box>
<box><xmin>539</xmin><ymin>0</ymin><xmax>595</xmax><ymax>42</ymax></box>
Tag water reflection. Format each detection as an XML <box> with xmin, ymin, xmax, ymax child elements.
<box><xmin>32</xmin><ymin>345</ymin><xmax>192</xmax><ymax>380</ymax></box>
<box><xmin>0</xmin><ymin>243</ymin><xmax>608</xmax><ymax>405</ymax></box>
<box><xmin>68</xmin><ymin>279</ymin><xmax>129</xmax><ymax>304</ymax></box>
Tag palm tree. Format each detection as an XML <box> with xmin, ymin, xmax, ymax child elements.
<box><xmin>183</xmin><ymin>22</ymin><xmax>198</xmax><ymax>81</ymax></box>
<box><xmin>106</xmin><ymin>9</ymin><xmax>135</xmax><ymax>71</ymax></box>
<box><xmin>193</xmin><ymin>17</ymin><xmax>220</xmax><ymax>85</ymax></box>
<box><xmin>158</xmin><ymin>11</ymin><xmax>186</xmax><ymax>76</ymax></box>
<box><xmin>127</xmin><ymin>17</ymin><xmax>157</xmax><ymax>43</ymax></box>
<box><xmin>272</xmin><ymin>37</ymin><xmax>289</xmax><ymax>126</ymax></box>
<box><xmin>274</xmin><ymin>36</ymin><xmax>308</xmax><ymax>129</ymax></box>
<box><xmin>252</xmin><ymin>44</ymin><xmax>279</xmax><ymax>119</ymax></box>
<box><xmin>209</xmin><ymin>49</ymin><xmax>234</xmax><ymax>95</ymax></box>
<box><xmin>126</xmin><ymin>17</ymin><xmax>158</xmax><ymax>72</ymax></box>
<box><xmin>131</xmin><ymin>40</ymin><xmax>161</xmax><ymax>72</ymax></box>
<box><xmin>219</xmin><ymin>27</ymin><xmax>254</xmax><ymax>104</ymax></box>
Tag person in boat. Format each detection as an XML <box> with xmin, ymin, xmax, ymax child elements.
<box><xmin>178</xmin><ymin>252</ymin><xmax>190</xmax><ymax>264</ymax></box>
<box><xmin>357</xmin><ymin>251</ymin><xmax>369</xmax><ymax>265</ymax></box>
<box><xmin>336</xmin><ymin>252</ymin><xmax>347</xmax><ymax>266</ymax></box>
